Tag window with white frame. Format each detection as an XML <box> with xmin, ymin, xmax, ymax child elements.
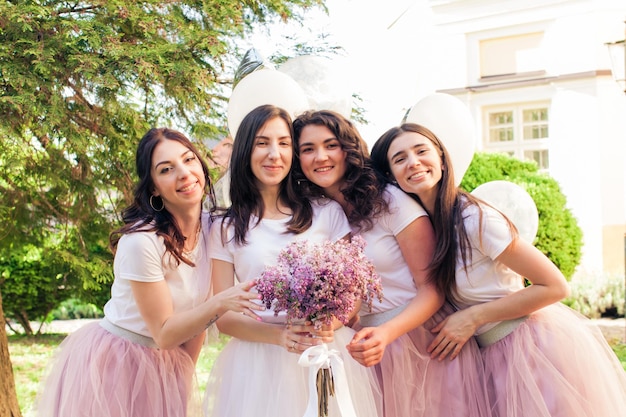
<box><xmin>483</xmin><ymin>103</ymin><xmax>550</xmax><ymax>170</ymax></box>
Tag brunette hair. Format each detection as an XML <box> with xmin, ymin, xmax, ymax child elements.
<box><xmin>292</xmin><ymin>110</ymin><xmax>388</xmax><ymax>231</ymax></box>
<box><xmin>109</xmin><ymin>127</ymin><xmax>215</xmax><ymax>266</ymax></box>
<box><xmin>371</xmin><ymin>123</ymin><xmax>516</xmax><ymax>302</ymax></box>
<box><xmin>225</xmin><ymin>104</ymin><xmax>313</xmax><ymax>245</ymax></box>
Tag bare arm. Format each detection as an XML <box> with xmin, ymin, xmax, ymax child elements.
<box><xmin>347</xmin><ymin>216</ymin><xmax>443</xmax><ymax>366</ymax></box>
<box><xmin>429</xmin><ymin>237</ymin><xmax>569</xmax><ymax>360</ymax></box>
<box><xmin>131</xmin><ymin>275</ymin><xmax>263</xmax><ymax>352</ymax></box>
<box><xmin>212</xmin><ymin>259</ymin><xmax>325</xmax><ymax>353</ymax></box>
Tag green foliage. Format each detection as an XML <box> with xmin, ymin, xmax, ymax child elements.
<box><xmin>0</xmin><ymin>0</ymin><xmax>324</xmax><ymax>331</ymax></box>
<box><xmin>460</xmin><ymin>152</ymin><xmax>583</xmax><ymax>279</ymax></box>
<box><xmin>1</xmin><ymin>242</ymin><xmax>112</xmax><ymax>334</ymax></box>
<box><xmin>50</xmin><ymin>298</ymin><xmax>104</xmax><ymax>320</ymax></box>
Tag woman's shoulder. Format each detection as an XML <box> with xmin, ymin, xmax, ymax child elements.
<box><xmin>383</xmin><ymin>184</ymin><xmax>427</xmax><ymax>214</ymax></box>
<box><xmin>460</xmin><ymin>195</ymin><xmax>501</xmax><ymax>218</ymax></box>
<box><xmin>383</xmin><ymin>183</ymin><xmax>412</xmax><ymax>202</ymax></box>
<box><xmin>116</xmin><ymin>228</ymin><xmax>163</xmax><ymax>258</ymax></box>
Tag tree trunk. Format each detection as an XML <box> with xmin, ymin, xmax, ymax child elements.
<box><xmin>0</xmin><ymin>290</ymin><xmax>23</xmax><ymax>417</ymax></box>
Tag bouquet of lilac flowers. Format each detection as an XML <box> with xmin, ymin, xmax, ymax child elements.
<box><xmin>256</xmin><ymin>235</ymin><xmax>382</xmax><ymax>417</ymax></box>
<box><xmin>256</xmin><ymin>235</ymin><xmax>383</xmax><ymax>329</ymax></box>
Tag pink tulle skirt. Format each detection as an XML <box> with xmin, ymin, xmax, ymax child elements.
<box><xmin>34</xmin><ymin>321</ymin><xmax>201</xmax><ymax>417</ymax></box>
<box><xmin>364</xmin><ymin>302</ymin><xmax>492</xmax><ymax>417</ymax></box>
<box><xmin>482</xmin><ymin>303</ymin><xmax>626</xmax><ymax>417</ymax></box>
<box><xmin>203</xmin><ymin>326</ymin><xmax>383</xmax><ymax>417</ymax></box>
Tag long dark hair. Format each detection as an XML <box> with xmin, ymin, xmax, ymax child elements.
<box><xmin>109</xmin><ymin>127</ymin><xmax>215</xmax><ymax>266</ymax></box>
<box><xmin>371</xmin><ymin>123</ymin><xmax>468</xmax><ymax>301</ymax></box>
<box><xmin>292</xmin><ymin>110</ymin><xmax>388</xmax><ymax>231</ymax></box>
<box><xmin>225</xmin><ymin>104</ymin><xmax>313</xmax><ymax>245</ymax></box>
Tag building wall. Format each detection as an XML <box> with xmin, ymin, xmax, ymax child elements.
<box><xmin>422</xmin><ymin>0</ymin><xmax>626</xmax><ymax>277</ymax></box>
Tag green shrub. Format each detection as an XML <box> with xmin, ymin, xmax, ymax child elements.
<box><xmin>460</xmin><ymin>152</ymin><xmax>583</xmax><ymax>279</ymax></box>
<box><xmin>50</xmin><ymin>298</ymin><xmax>104</xmax><ymax>320</ymax></box>
<box><xmin>0</xmin><ymin>242</ymin><xmax>112</xmax><ymax>335</ymax></box>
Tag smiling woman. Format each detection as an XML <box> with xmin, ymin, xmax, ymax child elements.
<box><xmin>292</xmin><ymin>110</ymin><xmax>492</xmax><ymax>417</ymax></box>
<box><xmin>30</xmin><ymin>128</ymin><xmax>264</xmax><ymax>417</ymax></box>
<box><xmin>202</xmin><ymin>104</ymin><xmax>383</xmax><ymax>417</ymax></box>
<box><xmin>371</xmin><ymin>122</ymin><xmax>626</xmax><ymax>417</ymax></box>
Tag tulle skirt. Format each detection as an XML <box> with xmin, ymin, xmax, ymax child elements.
<box><xmin>368</xmin><ymin>302</ymin><xmax>492</xmax><ymax>417</ymax></box>
<box><xmin>203</xmin><ymin>326</ymin><xmax>383</xmax><ymax>417</ymax></box>
<box><xmin>35</xmin><ymin>321</ymin><xmax>201</xmax><ymax>417</ymax></box>
<box><xmin>482</xmin><ymin>303</ymin><xmax>626</xmax><ymax>417</ymax></box>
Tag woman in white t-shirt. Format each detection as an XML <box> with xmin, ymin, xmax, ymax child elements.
<box><xmin>371</xmin><ymin>122</ymin><xmax>626</xmax><ymax>417</ymax></box>
<box><xmin>203</xmin><ymin>105</ymin><xmax>382</xmax><ymax>417</ymax></box>
<box><xmin>292</xmin><ymin>110</ymin><xmax>491</xmax><ymax>417</ymax></box>
<box><xmin>35</xmin><ymin>128</ymin><xmax>263</xmax><ymax>417</ymax></box>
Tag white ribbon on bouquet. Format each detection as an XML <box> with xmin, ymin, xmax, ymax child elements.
<box><xmin>298</xmin><ymin>343</ymin><xmax>357</xmax><ymax>417</ymax></box>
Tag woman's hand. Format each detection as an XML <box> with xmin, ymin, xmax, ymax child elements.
<box><xmin>281</xmin><ymin>322</ymin><xmax>330</xmax><ymax>354</ymax></box>
<box><xmin>346</xmin><ymin>326</ymin><xmax>391</xmax><ymax>367</ymax></box>
<box><xmin>213</xmin><ymin>280</ymin><xmax>265</xmax><ymax>320</ymax></box>
<box><xmin>427</xmin><ymin>309</ymin><xmax>477</xmax><ymax>361</ymax></box>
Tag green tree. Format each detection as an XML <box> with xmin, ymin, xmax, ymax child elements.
<box><xmin>460</xmin><ymin>152</ymin><xmax>583</xmax><ymax>279</ymax></box>
<box><xmin>0</xmin><ymin>1</ymin><xmax>323</xmax><ymax>413</ymax></box>
<box><xmin>0</xmin><ymin>0</ymin><xmax>322</xmax><ymax>321</ymax></box>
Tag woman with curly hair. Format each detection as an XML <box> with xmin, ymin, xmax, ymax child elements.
<box><xmin>293</xmin><ymin>110</ymin><xmax>490</xmax><ymax>417</ymax></box>
<box><xmin>203</xmin><ymin>105</ymin><xmax>382</xmax><ymax>417</ymax></box>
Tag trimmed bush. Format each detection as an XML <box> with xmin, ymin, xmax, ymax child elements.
<box><xmin>460</xmin><ymin>152</ymin><xmax>583</xmax><ymax>279</ymax></box>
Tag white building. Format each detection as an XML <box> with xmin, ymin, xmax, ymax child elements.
<box><xmin>408</xmin><ymin>0</ymin><xmax>626</xmax><ymax>277</ymax></box>
<box><xmin>253</xmin><ymin>0</ymin><xmax>625</xmax><ymax>278</ymax></box>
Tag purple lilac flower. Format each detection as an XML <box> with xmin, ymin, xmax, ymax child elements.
<box><xmin>256</xmin><ymin>236</ymin><xmax>383</xmax><ymax>328</ymax></box>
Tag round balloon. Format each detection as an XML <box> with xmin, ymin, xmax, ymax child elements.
<box><xmin>471</xmin><ymin>180</ymin><xmax>539</xmax><ymax>243</ymax></box>
<box><xmin>227</xmin><ymin>69</ymin><xmax>309</xmax><ymax>138</ymax></box>
<box><xmin>405</xmin><ymin>93</ymin><xmax>476</xmax><ymax>185</ymax></box>
<box><xmin>278</xmin><ymin>55</ymin><xmax>353</xmax><ymax>117</ymax></box>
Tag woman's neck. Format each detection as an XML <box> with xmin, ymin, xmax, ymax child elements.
<box><xmin>328</xmin><ymin>191</ymin><xmax>350</xmax><ymax>213</ymax></box>
<box><xmin>172</xmin><ymin>207</ymin><xmax>202</xmax><ymax>251</ymax></box>
<box><xmin>259</xmin><ymin>188</ymin><xmax>291</xmax><ymax>220</ymax></box>
<box><xmin>420</xmin><ymin>191</ymin><xmax>436</xmax><ymax>217</ymax></box>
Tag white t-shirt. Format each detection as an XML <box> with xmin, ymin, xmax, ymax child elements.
<box><xmin>354</xmin><ymin>185</ymin><xmax>429</xmax><ymax>315</ymax></box>
<box><xmin>103</xmin><ymin>212</ymin><xmax>212</xmax><ymax>337</ymax></box>
<box><xmin>454</xmin><ymin>201</ymin><xmax>525</xmax><ymax>334</ymax></box>
<box><xmin>208</xmin><ymin>199</ymin><xmax>351</xmax><ymax>323</ymax></box>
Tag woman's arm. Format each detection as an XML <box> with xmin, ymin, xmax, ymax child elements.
<box><xmin>212</xmin><ymin>259</ymin><xmax>326</xmax><ymax>353</ymax></box>
<box><xmin>131</xmin><ymin>276</ymin><xmax>262</xmax><ymax>351</ymax></box>
<box><xmin>347</xmin><ymin>216</ymin><xmax>443</xmax><ymax>366</ymax></box>
<box><xmin>428</xmin><ymin>237</ymin><xmax>569</xmax><ymax>360</ymax></box>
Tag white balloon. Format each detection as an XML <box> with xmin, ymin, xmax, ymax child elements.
<box><xmin>227</xmin><ymin>69</ymin><xmax>309</xmax><ymax>138</ymax></box>
<box><xmin>471</xmin><ymin>180</ymin><xmax>539</xmax><ymax>243</ymax></box>
<box><xmin>278</xmin><ymin>55</ymin><xmax>353</xmax><ymax>117</ymax></box>
<box><xmin>405</xmin><ymin>93</ymin><xmax>476</xmax><ymax>185</ymax></box>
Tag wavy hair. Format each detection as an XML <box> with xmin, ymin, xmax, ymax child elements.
<box><xmin>109</xmin><ymin>127</ymin><xmax>215</xmax><ymax>266</ymax></box>
<box><xmin>292</xmin><ymin>110</ymin><xmax>388</xmax><ymax>231</ymax></box>
<box><xmin>371</xmin><ymin>123</ymin><xmax>462</xmax><ymax>301</ymax></box>
<box><xmin>224</xmin><ymin>104</ymin><xmax>313</xmax><ymax>245</ymax></box>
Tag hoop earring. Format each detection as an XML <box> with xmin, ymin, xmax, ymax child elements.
<box><xmin>149</xmin><ymin>195</ymin><xmax>164</xmax><ymax>212</ymax></box>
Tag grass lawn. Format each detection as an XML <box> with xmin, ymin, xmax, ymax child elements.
<box><xmin>9</xmin><ymin>329</ymin><xmax>626</xmax><ymax>416</ymax></box>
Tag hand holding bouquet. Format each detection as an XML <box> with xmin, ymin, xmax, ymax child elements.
<box><xmin>256</xmin><ymin>235</ymin><xmax>382</xmax><ymax>417</ymax></box>
<box><xmin>256</xmin><ymin>235</ymin><xmax>382</xmax><ymax>328</ymax></box>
